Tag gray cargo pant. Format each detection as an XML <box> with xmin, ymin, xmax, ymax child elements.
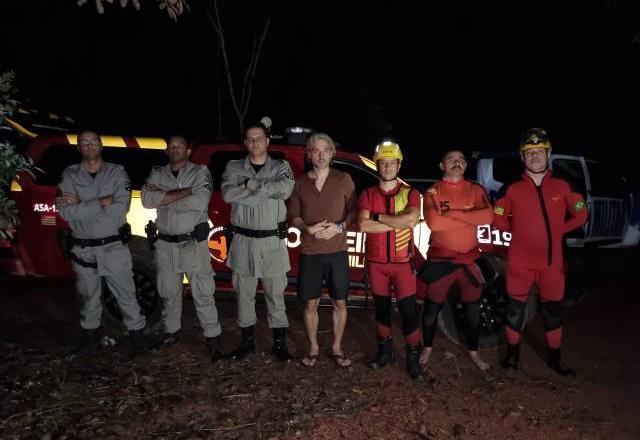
<box><xmin>232</xmin><ymin>272</ymin><xmax>289</xmax><ymax>329</ymax></box>
<box><xmin>72</xmin><ymin>242</ymin><xmax>145</xmax><ymax>331</ymax></box>
<box><xmin>155</xmin><ymin>240</ymin><xmax>222</xmax><ymax>337</ymax></box>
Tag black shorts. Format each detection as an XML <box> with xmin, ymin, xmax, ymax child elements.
<box><xmin>297</xmin><ymin>251</ymin><xmax>349</xmax><ymax>301</ymax></box>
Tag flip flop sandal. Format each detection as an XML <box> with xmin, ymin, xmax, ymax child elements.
<box><xmin>301</xmin><ymin>353</ymin><xmax>320</xmax><ymax>367</ymax></box>
<box><xmin>328</xmin><ymin>352</ymin><xmax>352</xmax><ymax>367</ymax></box>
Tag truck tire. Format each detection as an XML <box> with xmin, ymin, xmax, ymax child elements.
<box><xmin>437</xmin><ymin>253</ymin><xmax>537</xmax><ymax>349</ymax></box>
<box><xmin>101</xmin><ymin>237</ymin><xmax>161</xmax><ymax>335</ymax></box>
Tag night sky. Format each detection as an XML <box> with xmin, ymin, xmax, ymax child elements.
<box><xmin>2</xmin><ymin>0</ymin><xmax>640</xmax><ymax>177</ymax></box>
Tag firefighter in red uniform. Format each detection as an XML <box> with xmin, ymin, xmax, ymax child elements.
<box><xmin>358</xmin><ymin>141</ymin><xmax>424</xmax><ymax>380</ymax></box>
<box><xmin>493</xmin><ymin>128</ymin><xmax>588</xmax><ymax>375</ymax></box>
<box><xmin>419</xmin><ymin>149</ymin><xmax>493</xmax><ymax>371</ymax></box>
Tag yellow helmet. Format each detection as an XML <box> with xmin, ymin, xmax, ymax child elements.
<box><xmin>373</xmin><ymin>140</ymin><xmax>403</xmax><ymax>162</ymax></box>
<box><xmin>519</xmin><ymin>127</ymin><xmax>552</xmax><ymax>152</ymax></box>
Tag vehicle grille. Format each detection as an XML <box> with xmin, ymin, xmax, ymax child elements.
<box><xmin>586</xmin><ymin>197</ymin><xmax>628</xmax><ymax>240</ymax></box>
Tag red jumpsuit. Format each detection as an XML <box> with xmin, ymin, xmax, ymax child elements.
<box><xmin>493</xmin><ymin>171</ymin><xmax>588</xmax><ymax>348</ymax></box>
<box><xmin>359</xmin><ymin>182</ymin><xmax>421</xmax><ymax>345</ymax></box>
<box><xmin>423</xmin><ymin>179</ymin><xmax>493</xmax><ymax>304</ymax></box>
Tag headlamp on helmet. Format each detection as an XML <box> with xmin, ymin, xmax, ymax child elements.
<box><xmin>519</xmin><ymin>127</ymin><xmax>552</xmax><ymax>152</ymax></box>
<box><xmin>373</xmin><ymin>140</ymin><xmax>404</xmax><ymax>162</ymax></box>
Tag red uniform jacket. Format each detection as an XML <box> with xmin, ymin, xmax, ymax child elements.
<box><xmin>492</xmin><ymin>171</ymin><xmax>588</xmax><ymax>270</ymax></box>
<box><xmin>425</xmin><ymin>179</ymin><xmax>493</xmax><ymax>258</ymax></box>
<box><xmin>359</xmin><ymin>183</ymin><xmax>420</xmax><ymax>264</ymax></box>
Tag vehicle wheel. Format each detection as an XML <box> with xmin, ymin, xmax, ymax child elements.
<box><xmin>437</xmin><ymin>253</ymin><xmax>537</xmax><ymax>349</ymax></box>
<box><xmin>101</xmin><ymin>237</ymin><xmax>161</xmax><ymax>335</ymax></box>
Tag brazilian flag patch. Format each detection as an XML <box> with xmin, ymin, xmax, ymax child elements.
<box><xmin>575</xmin><ymin>200</ymin><xmax>585</xmax><ymax>211</ymax></box>
<box><xmin>494</xmin><ymin>206</ymin><xmax>505</xmax><ymax>216</ymax></box>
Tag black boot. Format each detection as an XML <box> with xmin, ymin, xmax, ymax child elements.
<box><xmin>502</xmin><ymin>343</ymin><xmax>520</xmax><ymax>370</ymax></box>
<box><xmin>547</xmin><ymin>348</ymin><xmax>576</xmax><ymax>376</ymax></box>
<box><xmin>271</xmin><ymin>327</ymin><xmax>292</xmax><ymax>362</ymax></box>
<box><xmin>73</xmin><ymin>328</ymin><xmax>100</xmax><ymax>357</ymax></box>
<box><xmin>369</xmin><ymin>337</ymin><xmax>395</xmax><ymax>369</ymax></box>
<box><xmin>228</xmin><ymin>326</ymin><xmax>255</xmax><ymax>361</ymax></box>
<box><xmin>206</xmin><ymin>335</ymin><xmax>224</xmax><ymax>363</ymax></box>
<box><xmin>405</xmin><ymin>345</ymin><xmax>425</xmax><ymax>381</ymax></box>
<box><xmin>129</xmin><ymin>329</ymin><xmax>146</xmax><ymax>358</ymax></box>
<box><xmin>153</xmin><ymin>330</ymin><xmax>181</xmax><ymax>351</ymax></box>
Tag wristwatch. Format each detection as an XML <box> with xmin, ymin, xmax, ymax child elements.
<box><xmin>335</xmin><ymin>222</ymin><xmax>344</xmax><ymax>233</ymax></box>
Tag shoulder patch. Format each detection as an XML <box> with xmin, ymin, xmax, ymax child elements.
<box><xmin>574</xmin><ymin>199</ymin><xmax>585</xmax><ymax>211</ymax></box>
<box><xmin>202</xmin><ymin>170</ymin><xmax>213</xmax><ymax>190</ymax></box>
<box><xmin>282</xmin><ymin>161</ymin><xmax>294</xmax><ymax>180</ymax></box>
<box><xmin>494</xmin><ymin>206</ymin><xmax>505</xmax><ymax>216</ymax></box>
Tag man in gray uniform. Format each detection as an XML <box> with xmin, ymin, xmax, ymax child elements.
<box><xmin>142</xmin><ymin>135</ymin><xmax>224</xmax><ymax>361</ymax></box>
<box><xmin>221</xmin><ymin>122</ymin><xmax>295</xmax><ymax>362</ymax></box>
<box><xmin>56</xmin><ymin>130</ymin><xmax>146</xmax><ymax>357</ymax></box>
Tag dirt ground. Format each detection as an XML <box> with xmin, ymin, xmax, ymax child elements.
<box><xmin>1</xmin><ymin>248</ymin><xmax>639</xmax><ymax>440</ymax></box>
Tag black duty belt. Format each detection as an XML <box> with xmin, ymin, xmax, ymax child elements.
<box><xmin>230</xmin><ymin>224</ymin><xmax>279</xmax><ymax>239</ymax></box>
<box><xmin>158</xmin><ymin>232</ymin><xmax>196</xmax><ymax>243</ymax></box>
<box><xmin>157</xmin><ymin>222</ymin><xmax>210</xmax><ymax>243</ymax></box>
<box><xmin>69</xmin><ymin>253</ymin><xmax>98</xmax><ymax>269</ymax></box>
<box><xmin>73</xmin><ymin>235</ymin><xmax>121</xmax><ymax>247</ymax></box>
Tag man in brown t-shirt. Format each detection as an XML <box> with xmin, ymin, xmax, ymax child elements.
<box><xmin>287</xmin><ymin>133</ymin><xmax>357</xmax><ymax>367</ymax></box>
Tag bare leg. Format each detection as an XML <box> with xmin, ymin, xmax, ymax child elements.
<box><xmin>302</xmin><ymin>298</ymin><xmax>320</xmax><ymax>366</ymax></box>
<box><xmin>330</xmin><ymin>299</ymin><xmax>351</xmax><ymax>366</ymax></box>
<box><xmin>469</xmin><ymin>350</ymin><xmax>490</xmax><ymax>371</ymax></box>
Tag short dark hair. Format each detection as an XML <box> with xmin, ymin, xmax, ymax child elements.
<box><xmin>167</xmin><ymin>135</ymin><xmax>191</xmax><ymax>148</ymax></box>
<box><xmin>440</xmin><ymin>149</ymin><xmax>466</xmax><ymax>162</ymax></box>
<box><xmin>244</xmin><ymin>122</ymin><xmax>269</xmax><ymax>139</ymax></box>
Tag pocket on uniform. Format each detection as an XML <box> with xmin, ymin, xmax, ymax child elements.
<box><xmin>98</xmin><ymin>242</ymin><xmax>133</xmax><ymax>276</ymax></box>
<box><xmin>154</xmin><ymin>240</ymin><xmax>174</xmax><ymax>272</ymax></box>
<box><xmin>261</xmin><ymin>246</ymin><xmax>290</xmax><ymax>276</ymax></box>
<box><xmin>74</xmin><ymin>184</ymin><xmax>95</xmax><ymax>201</ymax></box>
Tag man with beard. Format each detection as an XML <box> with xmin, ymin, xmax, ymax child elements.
<box><xmin>287</xmin><ymin>133</ymin><xmax>357</xmax><ymax>367</ymax></box>
<box><xmin>222</xmin><ymin>122</ymin><xmax>295</xmax><ymax>362</ymax></box>
<box><xmin>56</xmin><ymin>130</ymin><xmax>146</xmax><ymax>357</ymax></box>
<box><xmin>419</xmin><ymin>149</ymin><xmax>493</xmax><ymax>371</ymax></box>
<box><xmin>142</xmin><ymin>135</ymin><xmax>224</xmax><ymax>361</ymax></box>
<box><xmin>493</xmin><ymin>128</ymin><xmax>588</xmax><ymax>375</ymax></box>
<box><xmin>358</xmin><ymin>141</ymin><xmax>424</xmax><ymax>380</ymax></box>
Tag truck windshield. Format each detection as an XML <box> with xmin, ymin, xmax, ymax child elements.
<box><xmin>33</xmin><ymin>144</ymin><xmax>168</xmax><ymax>189</ymax></box>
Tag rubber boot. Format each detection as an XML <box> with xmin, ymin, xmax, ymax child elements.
<box><xmin>152</xmin><ymin>329</ymin><xmax>181</xmax><ymax>351</ymax></box>
<box><xmin>271</xmin><ymin>327</ymin><xmax>292</xmax><ymax>362</ymax></box>
<box><xmin>206</xmin><ymin>335</ymin><xmax>224</xmax><ymax>363</ymax></box>
<box><xmin>228</xmin><ymin>325</ymin><xmax>255</xmax><ymax>361</ymax></box>
<box><xmin>547</xmin><ymin>348</ymin><xmax>576</xmax><ymax>376</ymax></box>
<box><xmin>405</xmin><ymin>345</ymin><xmax>425</xmax><ymax>381</ymax></box>
<box><xmin>369</xmin><ymin>336</ymin><xmax>395</xmax><ymax>369</ymax></box>
<box><xmin>73</xmin><ymin>328</ymin><xmax>100</xmax><ymax>357</ymax></box>
<box><xmin>502</xmin><ymin>343</ymin><xmax>520</xmax><ymax>370</ymax></box>
<box><xmin>129</xmin><ymin>329</ymin><xmax>145</xmax><ymax>358</ymax></box>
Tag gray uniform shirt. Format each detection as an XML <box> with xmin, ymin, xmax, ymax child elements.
<box><xmin>141</xmin><ymin>161</ymin><xmax>214</xmax><ymax>274</ymax></box>
<box><xmin>141</xmin><ymin>161</ymin><xmax>212</xmax><ymax>235</ymax></box>
<box><xmin>57</xmin><ymin>162</ymin><xmax>131</xmax><ymax>239</ymax></box>
<box><xmin>221</xmin><ymin>155</ymin><xmax>295</xmax><ymax>277</ymax></box>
